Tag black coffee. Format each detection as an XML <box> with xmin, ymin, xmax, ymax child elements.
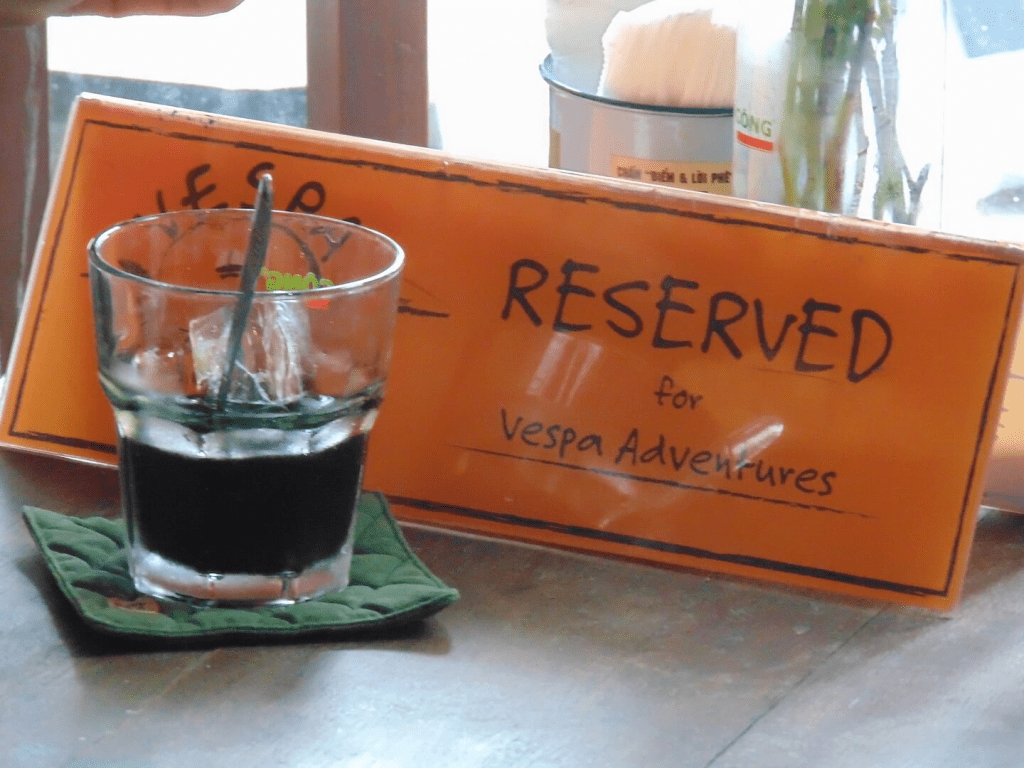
<box><xmin>118</xmin><ymin>434</ymin><xmax>367</xmax><ymax>575</ymax></box>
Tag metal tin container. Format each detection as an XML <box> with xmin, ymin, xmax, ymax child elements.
<box><xmin>540</xmin><ymin>55</ymin><xmax>733</xmax><ymax>195</ymax></box>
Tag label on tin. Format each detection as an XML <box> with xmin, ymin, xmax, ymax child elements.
<box><xmin>549</xmin><ymin>128</ymin><xmax>562</xmax><ymax>169</ymax></box>
<box><xmin>609</xmin><ymin>156</ymin><xmax>732</xmax><ymax>194</ymax></box>
<box><xmin>732</xmin><ymin>15</ymin><xmax>790</xmax><ymax>204</ymax></box>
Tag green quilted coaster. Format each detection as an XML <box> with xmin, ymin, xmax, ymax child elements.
<box><xmin>22</xmin><ymin>492</ymin><xmax>459</xmax><ymax>642</ymax></box>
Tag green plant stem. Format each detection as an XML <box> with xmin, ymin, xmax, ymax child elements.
<box><xmin>823</xmin><ymin>14</ymin><xmax>872</xmax><ymax>212</ymax></box>
<box><xmin>778</xmin><ymin>0</ymin><xmax>930</xmax><ymax>224</ymax></box>
<box><xmin>780</xmin><ymin>2</ymin><xmax>807</xmax><ymax>207</ymax></box>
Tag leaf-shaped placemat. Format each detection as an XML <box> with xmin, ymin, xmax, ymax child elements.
<box><xmin>23</xmin><ymin>492</ymin><xmax>459</xmax><ymax>642</ymax></box>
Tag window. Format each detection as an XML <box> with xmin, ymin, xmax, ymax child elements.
<box><xmin>427</xmin><ymin>0</ymin><xmax>549</xmax><ymax>167</ymax></box>
<box><xmin>46</xmin><ymin>0</ymin><xmax>307</xmax><ymax>173</ymax></box>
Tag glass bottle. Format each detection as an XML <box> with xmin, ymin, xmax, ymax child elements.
<box><xmin>733</xmin><ymin>0</ymin><xmax>947</xmax><ymax>228</ymax></box>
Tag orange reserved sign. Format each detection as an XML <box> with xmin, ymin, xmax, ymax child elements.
<box><xmin>3</xmin><ymin>95</ymin><xmax>1022</xmax><ymax>610</ymax></box>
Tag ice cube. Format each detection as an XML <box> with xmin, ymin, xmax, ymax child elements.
<box><xmin>189</xmin><ymin>301</ymin><xmax>311</xmax><ymax>404</ymax></box>
<box><xmin>189</xmin><ymin>306</ymin><xmax>231</xmax><ymax>396</ymax></box>
<box><xmin>258</xmin><ymin>300</ymin><xmax>311</xmax><ymax>402</ymax></box>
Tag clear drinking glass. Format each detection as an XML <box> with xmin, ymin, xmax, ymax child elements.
<box><xmin>88</xmin><ymin>209</ymin><xmax>404</xmax><ymax>605</ymax></box>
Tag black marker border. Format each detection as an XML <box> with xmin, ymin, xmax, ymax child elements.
<box><xmin>9</xmin><ymin>106</ymin><xmax>1023</xmax><ymax>600</ymax></box>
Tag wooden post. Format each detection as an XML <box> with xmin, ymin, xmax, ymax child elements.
<box><xmin>0</xmin><ymin>24</ymin><xmax>49</xmax><ymax>370</ymax></box>
<box><xmin>305</xmin><ymin>0</ymin><xmax>428</xmax><ymax>147</ymax></box>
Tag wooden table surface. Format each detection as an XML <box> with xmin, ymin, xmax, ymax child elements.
<box><xmin>3</xmin><ymin>449</ymin><xmax>1024</xmax><ymax>768</ymax></box>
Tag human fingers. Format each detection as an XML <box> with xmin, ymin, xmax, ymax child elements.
<box><xmin>0</xmin><ymin>0</ymin><xmax>243</xmax><ymax>25</ymax></box>
<box><xmin>0</xmin><ymin>1</ymin><xmax>80</xmax><ymax>26</ymax></box>
<box><xmin>63</xmin><ymin>0</ymin><xmax>243</xmax><ymax>17</ymax></box>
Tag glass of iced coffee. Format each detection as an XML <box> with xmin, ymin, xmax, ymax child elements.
<box><xmin>88</xmin><ymin>209</ymin><xmax>404</xmax><ymax>605</ymax></box>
